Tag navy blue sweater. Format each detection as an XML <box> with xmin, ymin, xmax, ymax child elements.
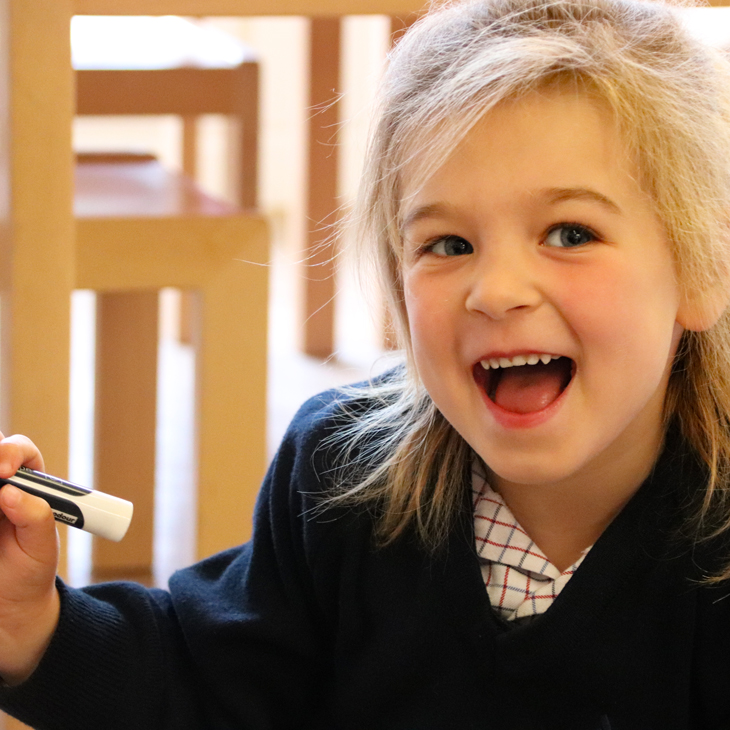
<box><xmin>1</xmin><ymin>387</ymin><xmax>730</xmax><ymax>729</ymax></box>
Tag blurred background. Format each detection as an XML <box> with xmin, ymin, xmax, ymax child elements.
<box><xmin>66</xmin><ymin>13</ymin><xmax>404</xmax><ymax>587</ymax></box>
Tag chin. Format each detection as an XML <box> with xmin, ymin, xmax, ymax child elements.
<box><xmin>485</xmin><ymin>463</ymin><xmax>572</xmax><ymax>489</ymax></box>
<box><xmin>476</xmin><ymin>440</ymin><xmax>592</xmax><ymax>489</ymax></box>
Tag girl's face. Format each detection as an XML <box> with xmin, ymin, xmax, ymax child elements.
<box><xmin>401</xmin><ymin>90</ymin><xmax>696</xmax><ymax>499</ymax></box>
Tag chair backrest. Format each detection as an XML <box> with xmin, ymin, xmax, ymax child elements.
<box><xmin>75</xmin><ymin>64</ymin><xmax>259</xmax><ymax>209</ymax></box>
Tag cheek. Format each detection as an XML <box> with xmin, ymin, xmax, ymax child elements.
<box><xmin>403</xmin><ymin>275</ymin><xmax>451</xmax><ymax>344</ymax></box>
<box><xmin>403</xmin><ymin>276</ymin><xmax>463</xmax><ymax>391</ymax></box>
<box><xmin>404</xmin><ymin>288</ymin><xmax>438</xmax><ymax>377</ymax></box>
<box><xmin>557</xmin><ymin>269</ymin><xmax>628</xmax><ymax>336</ymax></box>
<box><xmin>557</xmin><ymin>259</ymin><xmax>680</xmax><ymax>365</ymax></box>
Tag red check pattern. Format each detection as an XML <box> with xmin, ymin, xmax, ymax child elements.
<box><xmin>472</xmin><ymin>465</ymin><xmax>589</xmax><ymax>621</ymax></box>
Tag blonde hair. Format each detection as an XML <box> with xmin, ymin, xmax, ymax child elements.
<box><xmin>330</xmin><ymin>0</ymin><xmax>730</xmax><ymax>568</ymax></box>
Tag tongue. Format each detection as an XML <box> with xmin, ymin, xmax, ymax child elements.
<box><xmin>493</xmin><ymin>359</ymin><xmax>569</xmax><ymax>414</ymax></box>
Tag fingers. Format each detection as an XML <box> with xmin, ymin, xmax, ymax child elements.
<box><xmin>0</xmin><ymin>484</ymin><xmax>53</xmax><ymax>528</ymax></box>
<box><xmin>0</xmin><ymin>433</ymin><xmax>55</xmax><ymax>564</ymax></box>
<box><xmin>0</xmin><ymin>433</ymin><xmax>45</xmax><ymax>477</ymax></box>
<box><xmin>0</xmin><ymin>485</ymin><xmax>58</xmax><ymax>564</ymax></box>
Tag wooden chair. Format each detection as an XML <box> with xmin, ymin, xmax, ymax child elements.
<box><xmin>74</xmin><ymin>41</ymin><xmax>266</xmax><ymax>577</ymax></box>
<box><xmin>74</xmin><ymin>153</ymin><xmax>268</xmax><ymax>577</ymax></box>
<box><xmin>76</xmin><ymin>64</ymin><xmax>259</xmax><ymax>209</ymax></box>
<box><xmin>302</xmin><ymin>16</ymin><xmax>418</xmax><ymax>358</ymax></box>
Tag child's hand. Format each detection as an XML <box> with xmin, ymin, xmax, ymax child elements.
<box><xmin>0</xmin><ymin>434</ymin><xmax>60</xmax><ymax>685</ymax></box>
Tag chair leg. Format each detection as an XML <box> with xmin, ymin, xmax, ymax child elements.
<box><xmin>180</xmin><ymin>118</ymin><xmax>199</xmax><ymax>347</ymax></box>
<box><xmin>194</xmin><ymin>264</ymin><xmax>267</xmax><ymax>560</ymax></box>
<box><xmin>91</xmin><ymin>291</ymin><xmax>158</xmax><ymax>580</ymax></box>
<box><xmin>303</xmin><ymin>17</ymin><xmax>341</xmax><ymax>359</ymax></box>
<box><xmin>235</xmin><ymin>62</ymin><xmax>260</xmax><ymax>211</ymax></box>
<box><xmin>182</xmin><ymin>115</ymin><xmax>198</xmax><ymax>181</ymax></box>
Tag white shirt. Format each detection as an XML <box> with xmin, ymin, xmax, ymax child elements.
<box><xmin>472</xmin><ymin>464</ymin><xmax>590</xmax><ymax>621</ymax></box>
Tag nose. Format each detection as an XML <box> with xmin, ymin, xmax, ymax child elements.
<box><xmin>465</xmin><ymin>245</ymin><xmax>543</xmax><ymax>319</ymax></box>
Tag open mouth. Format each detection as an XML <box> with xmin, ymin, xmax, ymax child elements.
<box><xmin>473</xmin><ymin>355</ymin><xmax>574</xmax><ymax>415</ymax></box>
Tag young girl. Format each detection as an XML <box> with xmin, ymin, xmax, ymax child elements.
<box><xmin>1</xmin><ymin>0</ymin><xmax>730</xmax><ymax>727</ymax></box>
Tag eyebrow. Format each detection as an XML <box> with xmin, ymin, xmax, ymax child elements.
<box><xmin>401</xmin><ymin>186</ymin><xmax>622</xmax><ymax>233</ymax></box>
<box><xmin>401</xmin><ymin>203</ymin><xmax>454</xmax><ymax>232</ymax></box>
<box><xmin>541</xmin><ymin>187</ymin><xmax>622</xmax><ymax>214</ymax></box>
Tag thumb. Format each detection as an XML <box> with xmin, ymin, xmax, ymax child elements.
<box><xmin>0</xmin><ymin>485</ymin><xmax>58</xmax><ymax>565</ymax></box>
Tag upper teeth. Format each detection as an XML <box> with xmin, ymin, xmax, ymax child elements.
<box><xmin>480</xmin><ymin>354</ymin><xmax>560</xmax><ymax>369</ymax></box>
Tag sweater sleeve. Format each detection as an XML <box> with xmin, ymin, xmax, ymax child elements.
<box><xmin>0</xmin><ymin>389</ymin><xmax>352</xmax><ymax>730</ymax></box>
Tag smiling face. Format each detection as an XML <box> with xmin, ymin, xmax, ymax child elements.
<box><xmin>401</xmin><ymin>90</ymin><xmax>692</xmax><ymax>501</ymax></box>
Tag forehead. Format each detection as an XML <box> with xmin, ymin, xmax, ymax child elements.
<box><xmin>399</xmin><ymin>89</ymin><xmax>646</xmax><ymax>226</ymax></box>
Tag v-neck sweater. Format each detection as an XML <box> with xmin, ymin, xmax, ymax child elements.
<box><xmin>472</xmin><ymin>474</ymin><xmax>589</xmax><ymax>621</ymax></box>
<box><xmin>2</xmin><ymin>386</ymin><xmax>730</xmax><ymax>729</ymax></box>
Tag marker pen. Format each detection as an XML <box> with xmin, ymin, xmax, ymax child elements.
<box><xmin>0</xmin><ymin>467</ymin><xmax>133</xmax><ymax>542</ymax></box>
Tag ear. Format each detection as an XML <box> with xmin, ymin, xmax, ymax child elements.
<box><xmin>677</xmin><ymin>280</ymin><xmax>730</xmax><ymax>332</ymax></box>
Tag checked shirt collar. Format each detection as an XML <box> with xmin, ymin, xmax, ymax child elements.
<box><xmin>472</xmin><ymin>464</ymin><xmax>590</xmax><ymax>622</ymax></box>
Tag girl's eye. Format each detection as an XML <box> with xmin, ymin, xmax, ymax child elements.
<box><xmin>544</xmin><ymin>224</ymin><xmax>598</xmax><ymax>249</ymax></box>
<box><xmin>427</xmin><ymin>235</ymin><xmax>474</xmax><ymax>257</ymax></box>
